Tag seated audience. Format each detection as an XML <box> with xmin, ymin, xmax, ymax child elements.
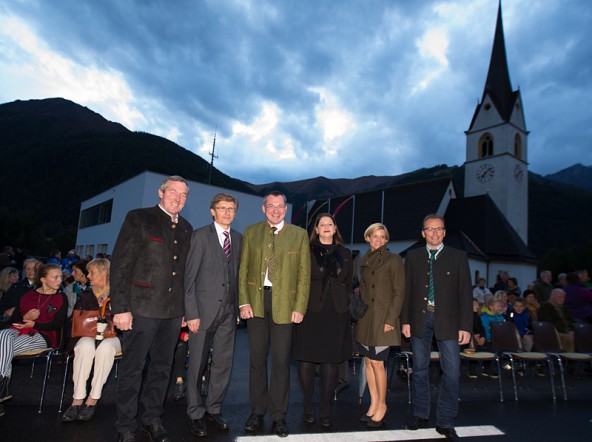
<box><xmin>533</xmin><ymin>270</ymin><xmax>553</xmax><ymax>303</ymax></box>
<box><xmin>577</xmin><ymin>269</ymin><xmax>592</xmax><ymax>288</ymax></box>
<box><xmin>493</xmin><ymin>290</ymin><xmax>509</xmax><ymax>315</ymax></box>
<box><xmin>506</xmin><ymin>277</ymin><xmax>521</xmax><ymax>299</ymax></box>
<box><xmin>472</xmin><ymin>278</ymin><xmax>492</xmax><ymax>304</ymax></box>
<box><xmin>523</xmin><ymin>289</ymin><xmax>539</xmax><ymax>321</ymax></box>
<box><xmin>563</xmin><ymin>272</ymin><xmax>592</xmax><ymax>324</ymax></box>
<box><xmin>0</xmin><ymin>264</ymin><xmax>67</xmax><ymax>411</ymax></box>
<box><xmin>537</xmin><ymin>288</ymin><xmax>575</xmax><ymax>352</ymax></box>
<box><xmin>64</xmin><ymin>260</ymin><xmax>90</xmax><ymax>318</ymax></box>
<box><xmin>62</xmin><ymin>259</ymin><xmax>120</xmax><ymax>422</ymax></box>
<box><xmin>492</xmin><ymin>271</ymin><xmax>509</xmax><ymax>292</ymax></box>
<box><xmin>0</xmin><ymin>267</ymin><xmax>19</xmax><ymax>302</ymax></box>
<box><xmin>481</xmin><ymin>299</ymin><xmax>505</xmax><ymax>343</ymax></box>
<box><xmin>505</xmin><ymin>298</ymin><xmax>533</xmax><ymax>351</ymax></box>
<box><xmin>0</xmin><ymin>259</ymin><xmax>40</xmax><ymax>323</ymax></box>
<box><xmin>556</xmin><ymin>273</ymin><xmax>568</xmax><ymax>288</ymax></box>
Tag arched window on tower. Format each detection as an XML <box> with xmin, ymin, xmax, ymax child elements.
<box><xmin>514</xmin><ymin>133</ymin><xmax>522</xmax><ymax>159</ymax></box>
<box><xmin>479</xmin><ymin>133</ymin><xmax>493</xmax><ymax>158</ymax></box>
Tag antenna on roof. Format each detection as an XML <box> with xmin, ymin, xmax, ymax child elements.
<box><xmin>208</xmin><ymin>127</ymin><xmax>218</xmax><ymax>185</ymax></box>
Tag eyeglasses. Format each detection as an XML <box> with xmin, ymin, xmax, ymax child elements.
<box><xmin>423</xmin><ymin>227</ymin><xmax>445</xmax><ymax>233</ymax></box>
<box><xmin>215</xmin><ymin>206</ymin><xmax>236</xmax><ymax>213</ymax></box>
<box><xmin>265</xmin><ymin>204</ymin><xmax>286</xmax><ymax>210</ymax></box>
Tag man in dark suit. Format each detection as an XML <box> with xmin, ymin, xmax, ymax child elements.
<box><xmin>239</xmin><ymin>191</ymin><xmax>310</xmax><ymax>438</ymax></box>
<box><xmin>110</xmin><ymin>176</ymin><xmax>193</xmax><ymax>442</ymax></box>
<box><xmin>401</xmin><ymin>214</ymin><xmax>472</xmax><ymax>441</ymax></box>
<box><xmin>184</xmin><ymin>193</ymin><xmax>242</xmax><ymax>437</ymax></box>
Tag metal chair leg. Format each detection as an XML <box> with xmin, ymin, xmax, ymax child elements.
<box><xmin>547</xmin><ymin>359</ymin><xmax>557</xmax><ymax>402</ymax></box>
<box><xmin>495</xmin><ymin>356</ymin><xmax>504</xmax><ymax>403</ymax></box>
<box><xmin>59</xmin><ymin>354</ymin><xmax>72</xmax><ymax>413</ymax></box>
<box><xmin>37</xmin><ymin>351</ymin><xmax>53</xmax><ymax>413</ymax></box>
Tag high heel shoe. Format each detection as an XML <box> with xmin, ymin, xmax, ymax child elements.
<box><xmin>359</xmin><ymin>414</ymin><xmax>374</xmax><ymax>423</ymax></box>
<box><xmin>366</xmin><ymin>408</ymin><xmax>388</xmax><ymax>428</ymax></box>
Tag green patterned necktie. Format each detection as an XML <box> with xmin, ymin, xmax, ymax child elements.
<box><xmin>268</xmin><ymin>227</ymin><xmax>277</xmax><ymax>281</ymax></box>
<box><xmin>428</xmin><ymin>249</ymin><xmax>438</xmax><ymax>304</ymax></box>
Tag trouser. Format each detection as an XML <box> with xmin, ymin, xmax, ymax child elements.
<box><xmin>410</xmin><ymin>310</ymin><xmax>460</xmax><ymax>428</ymax></box>
<box><xmin>115</xmin><ymin>316</ymin><xmax>181</xmax><ymax>432</ymax></box>
<box><xmin>72</xmin><ymin>336</ymin><xmax>121</xmax><ymax>400</ymax></box>
<box><xmin>186</xmin><ymin>303</ymin><xmax>236</xmax><ymax>419</ymax></box>
<box><xmin>0</xmin><ymin>329</ymin><xmax>46</xmax><ymax>378</ymax></box>
<box><xmin>247</xmin><ymin>289</ymin><xmax>293</xmax><ymax>421</ymax></box>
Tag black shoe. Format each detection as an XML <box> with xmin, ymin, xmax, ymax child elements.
<box><xmin>436</xmin><ymin>426</ymin><xmax>460</xmax><ymax>441</ymax></box>
<box><xmin>173</xmin><ymin>381</ymin><xmax>186</xmax><ymax>401</ymax></box>
<box><xmin>190</xmin><ymin>418</ymin><xmax>207</xmax><ymax>437</ymax></box>
<box><xmin>117</xmin><ymin>431</ymin><xmax>136</xmax><ymax>442</ymax></box>
<box><xmin>0</xmin><ymin>404</ymin><xmax>5</xmax><ymax>417</ymax></box>
<box><xmin>359</xmin><ymin>414</ymin><xmax>373</xmax><ymax>423</ymax></box>
<box><xmin>244</xmin><ymin>413</ymin><xmax>263</xmax><ymax>432</ymax></box>
<box><xmin>304</xmin><ymin>411</ymin><xmax>315</xmax><ymax>423</ymax></box>
<box><xmin>320</xmin><ymin>416</ymin><xmax>331</xmax><ymax>427</ymax></box>
<box><xmin>142</xmin><ymin>420</ymin><xmax>170</xmax><ymax>442</ymax></box>
<box><xmin>467</xmin><ymin>370</ymin><xmax>478</xmax><ymax>379</ymax></box>
<box><xmin>77</xmin><ymin>404</ymin><xmax>96</xmax><ymax>421</ymax></box>
<box><xmin>61</xmin><ymin>404</ymin><xmax>81</xmax><ymax>422</ymax></box>
<box><xmin>205</xmin><ymin>412</ymin><xmax>229</xmax><ymax>430</ymax></box>
<box><xmin>404</xmin><ymin>416</ymin><xmax>429</xmax><ymax>430</ymax></box>
<box><xmin>0</xmin><ymin>376</ymin><xmax>11</xmax><ymax>403</ymax></box>
<box><xmin>273</xmin><ymin>419</ymin><xmax>289</xmax><ymax>438</ymax></box>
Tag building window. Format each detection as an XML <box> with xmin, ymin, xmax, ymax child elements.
<box><xmin>85</xmin><ymin>245</ymin><xmax>95</xmax><ymax>259</ymax></box>
<box><xmin>79</xmin><ymin>199</ymin><xmax>113</xmax><ymax>228</ymax></box>
<box><xmin>514</xmin><ymin>133</ymin><xmax>522</xmax><ymax>159</ymax></box>
<box><xmin>97</xmin><ymin>244</ymin><xmax>108</xmax><ymax>256</ymax></box>
<box><xmin>479</xmin><ymin>133</ymin><xmax>493</xmax><ymax>158</ymax></box>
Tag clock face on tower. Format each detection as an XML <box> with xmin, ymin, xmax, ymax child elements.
<box><xmin>476</xmin><ymin>163</ymin><xmax>495</xmax><ymax>183</ymax></box>
<box><xmin>514</xmin><ymin>164</ymin><xmax>524</xmax><ymax>182</ymax></box>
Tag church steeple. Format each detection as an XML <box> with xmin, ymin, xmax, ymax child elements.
<box><xmin>464</xmin><ymin>1</ymin><xmax>529</xmax><ymax>244</ymax></box>
<box><xmin>482</xmin><ymin>1</ymin><xmax>515</xmax><ymax>122</ymax></box>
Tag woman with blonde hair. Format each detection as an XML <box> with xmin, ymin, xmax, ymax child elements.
<box><xmin>62</xmin><ymin>258</ymin><xmax>120</xmax><ymax>422</ymax></box>
<box><xmin>0</xmin><ymin>267</ymin><xmax>19</xmax><ymax>301</ymax></box>
<box><xmin>355</xmin><ymin>223</ymin><xmax>405</xmax><ymax>427</ymax></box>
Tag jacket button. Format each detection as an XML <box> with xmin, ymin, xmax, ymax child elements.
<box><xmin>168</xmin><ymin>288</ymin><xmax>172</xmax><ymax>292</ymax></box>
<box><xmin>173</xmin><ymin>255</ymin><xmax>178</xmax><ymax>260</ymax></box>
<box><xmin>172</xmin><ymin>224</ymin><xmax>177</xmax><ymax>229</ymax></box>
<box><xmin>174</xmin><ymin>240</ymin><xmax>178</xmax><ymax>244</ymax></box>
<box><xmin>423</xmin><ymin>297</ymin><xmax>428</xmax><ymax>301</ymax></box>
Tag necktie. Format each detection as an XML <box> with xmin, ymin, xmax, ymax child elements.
<box><xmin>428</xmin><ymin>249</ymin><xmax>437</xmax><ymax>304</ymax></box>
<box><xmin>223</xmin><ymin>231</ymin><xmax>231</xmax><ymax>259</ymax></box>
<box><xmin>268</xmin><ymin>227</ymin><xmax>277</xmax><ymax>281</ymax></box>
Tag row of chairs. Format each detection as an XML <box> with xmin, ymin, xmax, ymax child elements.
<box><xmin>377</xmin><ymin>321</ymin><xmax>592</xmax><ymax>404</ymax></box>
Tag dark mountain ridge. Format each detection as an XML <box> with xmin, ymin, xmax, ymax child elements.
<box><xmin>1</xmin><ymin>97</ymin><xmax>591</xmax><ymax>273</ymax></box>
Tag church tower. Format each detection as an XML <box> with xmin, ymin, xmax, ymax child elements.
<box><xmin>464</xmin><ymin>2</ymin><xmax>529</xmax><ymax>244</ymax></box>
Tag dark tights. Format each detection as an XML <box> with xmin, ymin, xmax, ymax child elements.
<box><xmin>298</xmin><ymin>361</ymin><xmax>339</xmax><ymax>417</ymax></box>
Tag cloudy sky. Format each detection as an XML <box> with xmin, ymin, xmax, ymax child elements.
<box><xmin>1</xmin><ymin>0</ymin><xmax>590</xmax><ymax>184</ymax></box>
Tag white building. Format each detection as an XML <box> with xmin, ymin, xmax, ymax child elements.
<box><xmin>75</xmin><ymin>171</ymin><xmax>285</xmax><ymax>257</ymax></box>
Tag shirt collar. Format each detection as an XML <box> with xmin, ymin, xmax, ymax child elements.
<box><xmin>158</xmin><ymin>204</ymin><xmax>178</xmax><ymax>223</ymax></box>
<box><xmin>268</xmin><ymin>220</ymin><xmax>284</xmax><ymax>233</ymax></box>
<box><xmin>426</xmin><ymin>243</ymin><xmax>444</xmax><ymax>259</ymax></box>
<box><xmin>214</xmin><ymin>221</ymin><xmax>230</xmax><ymax>236</ymax></box>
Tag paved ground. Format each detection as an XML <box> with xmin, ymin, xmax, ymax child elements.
<box><xmin>2</xmin><ymin>326</ymin><xmax>592</xmax><ymax>441</ymax></box>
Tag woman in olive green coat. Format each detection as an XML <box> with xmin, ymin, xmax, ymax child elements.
<box><xmin>355</xmin><ymin>223</ymin><xmax>405</xmax><ymax>427</ymax></box>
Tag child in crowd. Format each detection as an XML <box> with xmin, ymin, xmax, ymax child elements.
<box><xmin>481</xmin><ymin>299</ymin><xmax>505</xmax><ymax>343</ymax></box>
<box><xmin>505</xmin><ymin>298</ymin><xmax>533</xmax><ymax>351</ymax></box>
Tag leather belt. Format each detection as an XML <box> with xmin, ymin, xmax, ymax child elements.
<box><xmin>427</xmin><ymin>304</ymin><xmax>436</xmax><ymax>312</ymax></box>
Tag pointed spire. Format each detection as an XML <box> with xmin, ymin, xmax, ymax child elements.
<box><xmin>481</xmin><ymin>1</ymin><xmax>515</xmax><ymax>121</ymax></box>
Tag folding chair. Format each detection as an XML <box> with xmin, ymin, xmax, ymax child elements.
<box><xmin>490</xmin><ymin>321</ymin><xmax>556</xmax><ymax>401</ymax></box>
<box><xmin>573</xmin><ymin>322</ymin><xmax>592</xmax><ymax>354</ymax></box>
<box><xmin>460</xmin><ymin>348</ymin><xmax>504</xmax><ymax>402</ymax></box>
<box><xmin>532</xmin><ymin>321</ymin><xmax>592</xmax><ymax>400</ymax></box>
<box><xmin>13</xmin><ymin>327</ymin><xmax>63</xmax><ymax>413</ymax></box>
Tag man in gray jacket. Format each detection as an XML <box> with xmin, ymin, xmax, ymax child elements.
<box><xmin>184</xmin><ymin>193</ymin><xmax>242</xmax><ymax>437</ymax></box>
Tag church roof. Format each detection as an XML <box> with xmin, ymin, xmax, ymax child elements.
<box><xmin>468</xmin><ymin>2</ymin><xmax>519</xmax><ymax>130</ymax></box>
<box><xmin>315</xmin><ymin>177</ymin><xmax>453</xmax><ymax>243</ymax></box>
<box><xmin>444</xmin><ymin>195</ymin><xmax>537</xmax><ymax>263</ymax></box>
<box><xmin>401</xmin><ymin>195</ymin><xmax>537</xmax><ymax>264</ymax></box>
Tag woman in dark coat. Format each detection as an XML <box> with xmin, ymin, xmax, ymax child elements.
<box><xmin>355</xmin><ymin>223</ymin><xmax>405</xmax><ymax>427</ymax></box>
<box><xmin>292</xmin><ymin>213</ymin><xmax>353</xmax><ymax>427</ymax></box>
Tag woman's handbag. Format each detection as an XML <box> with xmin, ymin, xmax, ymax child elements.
<box><xmin>71</xmin><ymin>308</ymin><xmax>99</xmax><ymax>338</ymax></box>
<box><xmin>348</xmin><ymin>292</ymin><xmax>368</xmax><ymax>320</ymax></box>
